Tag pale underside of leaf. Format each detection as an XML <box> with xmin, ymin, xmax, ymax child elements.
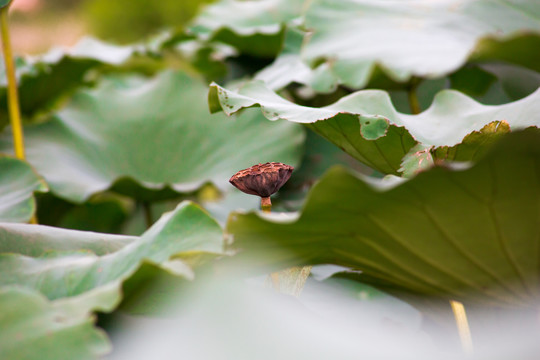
<box><xmin>0</xmin><ymin>201</ymin><xmax>224</xmax><ymax>315</ymax></box>
<box><xmin>210</xmin><ymin>80</ymin><xmax>540</xmax><ymax>174</ymax></box>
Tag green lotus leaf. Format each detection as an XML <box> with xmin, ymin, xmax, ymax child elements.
<box><xmin>0</xmin><ymin>156</ymin><xmax>48</xmax><ymax>223</ymax></box>
<box><xmin>226</xmin><ymin>129</ymin><xmax>540</xmax><ymax>307</ymax></box>
<box><xmin>306</xmin><ymin>0</ymin><xmax>540</xmax><ymax>85</ymax></box>
<box><xmin>0</xmin><ymin>220</ymin><xmax>134</xmax><ymax>257</ymax></box>
<box><xmin>194</xmin><ymin>1</ymin><xmax>540</xmax><ymax>90</ymax></box>
<box><xmin>433</xmin><ymin>120</ymin><xmax>511</xmax><ymax>162</ymax></box>
<box><xmin>0</xmin><ymin>70</ymin><xmax>304</xmax><ymax>203</ymax></box>
<box><xmin>0</xmin><ymin>201</ymin><xmax>223</xmax><ymax>314</ymax></box>
<box><xmin>210</xmin><ymin>80</ymin><xmax>540</xmax><ymax>174</ymax></box>
<box><xmin>189</xmin><ymin>0</ymin><xmax>306</xmax><ymax>57</ymax></box>
<box><xmin>0</xmin><ymin>287</ymin><xmax>110</xmax><ymax>360</ymax></box>
<box><xmin>121</xmin><ymin>188</ymin><xmax>260</xmax><ymax>236</ymax></box>
<box><xmin>252</xmin><ymin>0</ymin><xmax>540</xmax><ymax>91</ymax></box>
<box><xmin>0</xmin><ymin>0</ymin><xmax>11</xmax><ymax>8</ymax></box>
<box><xmin>0</xmin><ymin>37</ymin><xmax>145</xmax><ymax>128</ymax></box>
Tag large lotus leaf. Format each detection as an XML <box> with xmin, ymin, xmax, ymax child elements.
<box><xmin>0</xmin><ymin>287</ymin><xmax>110</xmax><ymax>360</ymax></box>
<box><xmin>210</xmin><ymin>80</ymin><xmax>540</xmax><ymax>174</ymax></box>
<box><xmin>226</xmin><ymin>129</ymin><xmax>540</xmax><ymax>307</ymax></box>
<box><xmin>0</xmin><ymin>37</ymin><xmax>142</xmax><ymax>128</ymax></box>
<box><xmin>300</xmin><ymin>0</ymin><xmax>540</xmax><ymax>90</ymax></box>
<box><xmin>0</xmin><ymin>156</ymin><xmax>48</xmax><ymax>223</ymax></box>
<box><xmin>0</xmin><ymin>70</ymin><xmax>304</xmax><ymax>203</ymax></box>
<box><xmin>0</xmin><ymin>201</ymin><xmax>223</xmax><ymax>314</ymax></box>
<box><xmin>206</xmin><ymin>0</ymin><xmax>540</xmax><ymax>91</ymax></box>
<box><xmin>0</xmin><ymin>0</ymin><xmax>11</xmax><ymax>8</ymax></box>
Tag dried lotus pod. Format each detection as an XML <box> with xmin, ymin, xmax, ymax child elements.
<box><xmin>229</xmin><ymin>162</ymin><xmax>294</xmax><ymax>212</ymax></box>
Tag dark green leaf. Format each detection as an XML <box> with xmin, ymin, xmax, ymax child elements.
<box><xmin>227</xmin><ymin>129</ymin><xmax>540</xmax><ymax>307</ymax></box>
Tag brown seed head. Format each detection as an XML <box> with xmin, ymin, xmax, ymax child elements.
<box><xmin>229</xmin><ymin>162</ymin><xmax>294</xmax><ymax>197</ymax></box>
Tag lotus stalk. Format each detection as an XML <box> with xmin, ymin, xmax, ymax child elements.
<box><xmin>1</xmin><ymin>4</ymin><xmax>25</xmax><ymax>160</ymax></box>
<box><xmin>1</xmin><ymin>3</ymin><xmax>37</xmax><ymax>224</ymax></box>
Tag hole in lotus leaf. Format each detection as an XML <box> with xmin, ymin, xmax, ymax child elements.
<box><xmin>358</xmin><ymin>115</ymin><xmax>389</xmax><ymax>140</ymax></box>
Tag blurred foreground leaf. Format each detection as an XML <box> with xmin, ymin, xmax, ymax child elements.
<box><xmin>0</xmin><ymin>157</ymin><xmax>47</xmax><ymax>222</ymax></box>
<box><xmin>0</xmin><ymin>201</ymin><xmax>223</xmax><ymax>313</ymax></box>
<box><xmin>0</xmin><ymin>287</ymin><xmax>110</xmax><ymax>360</ymax></box>
<box><xmin>227</xmin><ymin>129</ymin><xmax>540</xmax><ymax>307</ymax></box>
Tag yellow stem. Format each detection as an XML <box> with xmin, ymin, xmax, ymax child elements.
<box><xmin>450</xmin><ymin>300</ymin><xmax>473</xmax><ymax>355</ymax></box>
<box><xmin>1</xmin><ymin>6</ymin><xmax>37</xmax><ymax>224</ymax></box>
<box><xmin>1</xmin><ymin>7</ymin><xmax>25</xmax><ymax>160</ymax></box>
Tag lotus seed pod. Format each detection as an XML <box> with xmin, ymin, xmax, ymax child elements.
<box><xmin>229</xmin><ymin>162</ymin><xmax>294</xmax><ymax>198</ymax></box>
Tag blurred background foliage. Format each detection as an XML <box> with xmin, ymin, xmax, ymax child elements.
<box><xmin>9</xmin><ymin>0</ymin><xmax>215</xmax><ymax>53</ymax></box>
<box><xmin>82</xmin><ymin>0</ymin><xmax>216</xmax><ymax>43</ymax></box>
